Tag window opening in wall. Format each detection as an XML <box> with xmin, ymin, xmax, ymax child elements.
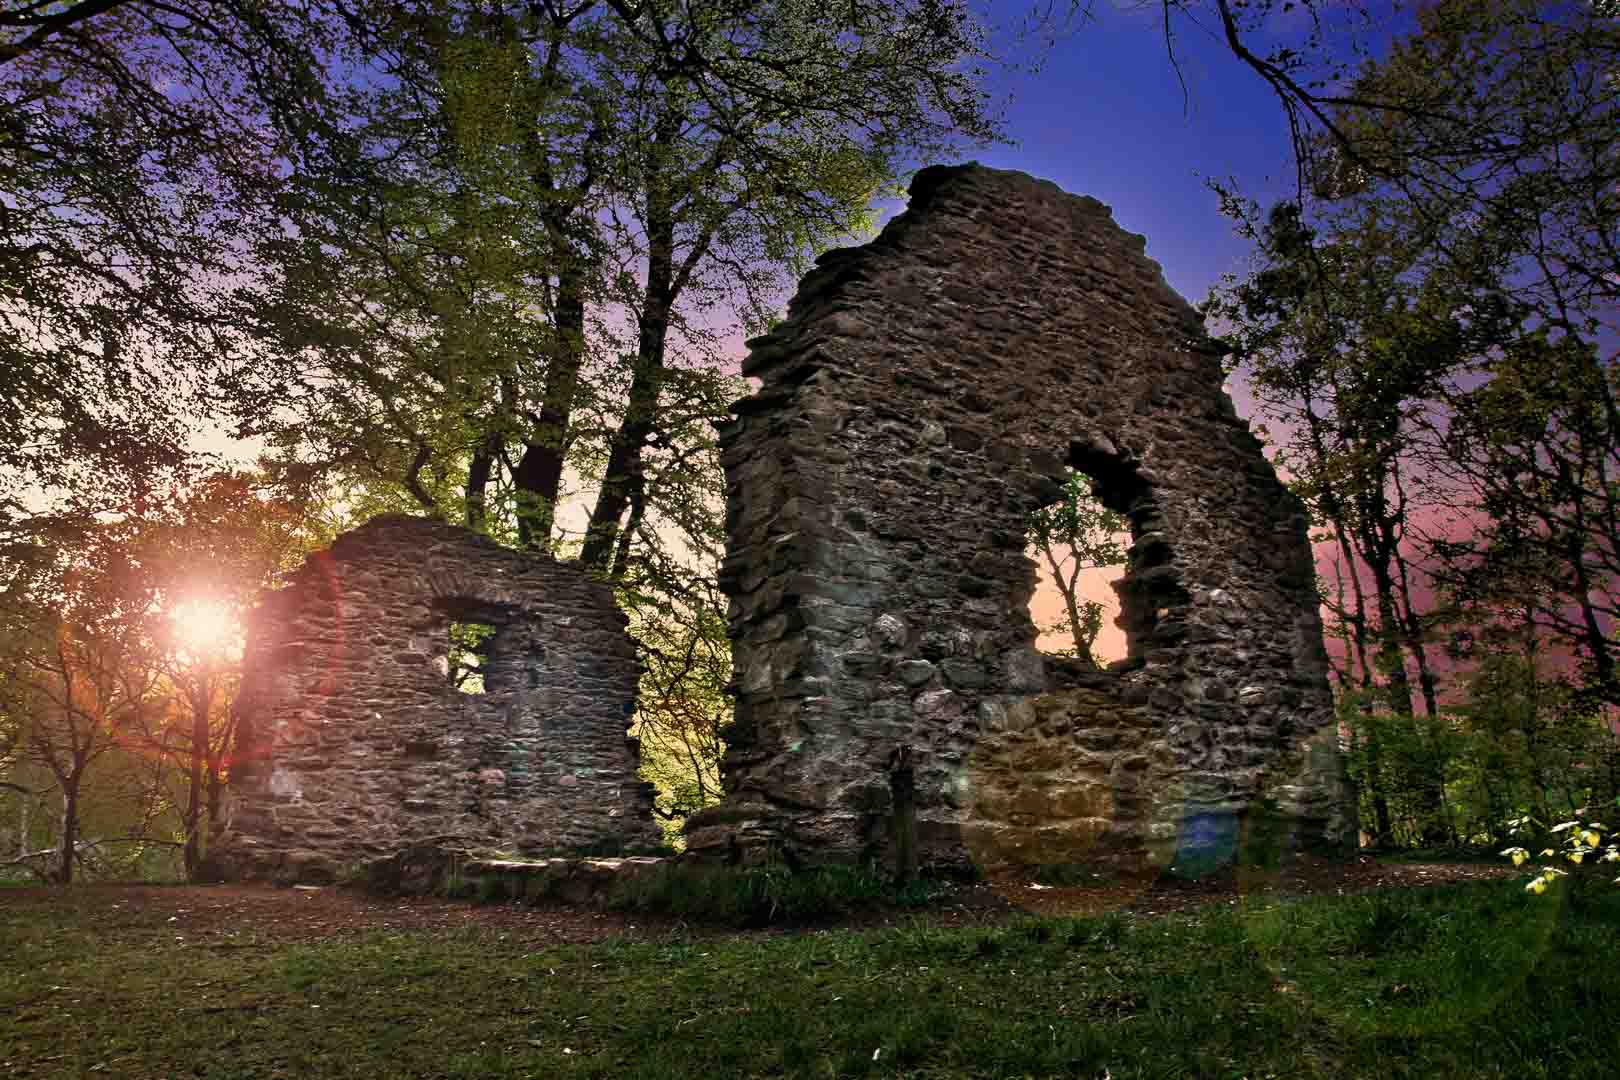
<box><xmin>446</xmin><ymin>621</ymin><xmax>496</xmax><ymax>694</ymax></box>
<box><xmin>1026</xmin><ymin>467</ymin><xmax>1131</xmax><ymax>668</ymax></box>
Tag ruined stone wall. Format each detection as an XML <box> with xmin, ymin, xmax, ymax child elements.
<box><xmin>210</xmin><ymin>515</ymin><xmax>661</xmax><ymax>883</ymax></box>
<box><xmin>686</xmin><ymin>164</ymin><xmax>1351</xmax><ymax>873</ymax></box>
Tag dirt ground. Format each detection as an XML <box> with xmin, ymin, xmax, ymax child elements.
<box><xmin>1</xmin><ymin>855</ymin><xmax>1516</xmax><ymax>947</ymax></box>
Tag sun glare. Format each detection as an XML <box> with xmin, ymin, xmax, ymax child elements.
<box><xmin>170</xmin><ymin>597</ymin><xmax>243</xmax><ymax>662</ymax></box>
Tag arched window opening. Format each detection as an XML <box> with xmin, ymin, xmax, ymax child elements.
<box><xmin>1026</xmin><ymin>467</ymin><xmax>1130</xmax><ymax>668</ymax></box>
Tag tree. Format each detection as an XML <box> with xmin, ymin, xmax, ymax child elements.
<box><xmin>12</xmin><ymin>0</ymin><xmax>1527</xmax><ymax>856</ymax></box>
<box><xmin>1322</xmin><ymin>0</ymin><xmax>1620</xmax><ymax>712</ymax></box>
<box><xmin>223</xmin><ymin>0</ymin><xmax>1007</xmax><ymax>832</ymax></box>
<box><xmin>1319</xmin><ymin>0</ymin><xmax>1619</xmax><ymax>338</ymax></box>
<box><xmin>0</xmin><ymin>0</ymin><xmax>1442</xmax><ymax>545</ymax></box>
<box><xmin>627</xmin><ymin>575</ymin><xmax>730</xmax><ymax>839</ymax></box>
<box><xmin>0</xmin><ymin>472</ymin><xmax>307</xmax><ymax>881</ymax></box>
<box><xmin>132</xmin><ymin>474</ymin><xmax>306</xmax><ymax>876</ymax></box>
<box><xmin>1026</xmin><ymin>471</ymin><xmax>1128</xmax><ymax>668</ymax></box>
<box><xmin>0</xmin><ymin>523</ymin><xmax>170</xmax><ymax>882</ymax></box>
<box><xmin>0</xmin><ymin>1</ymin><xmax>337</xmax><ymax>531</ymax></box>
<box><xmin>1448</xmin><ymin>617</ymin><xmax>1616</xmax><ymax>839</ymax></box>
<box><xmin>1207</xmin><ymin>197</ymin><xmax>1471</xmax><ymax>845</ymax></box>
<box><xmin>1423</xmin><ymin>333</ymin><xmax>1620</xmax><ymax>714</ymax></box>
<box><xmin>239</xmin><ymin>1</ymin><xmax>997</xmax><ymax>551</ymax></box>
<box><xmin>1209</xmin><ymin>0</ymin><xmax>1620</xmax><ymax>849</ymax></box>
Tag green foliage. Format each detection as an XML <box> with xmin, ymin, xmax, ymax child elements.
<box><xmin>0</xmin><ymin>2</ymin><xmax>333</xmax><ymax>526</ymax></box>
<box><xmin>1339</xmin><ymin>640</ymin><xmax>1618</xmax><ymax>853</ymax></box>
<box><xmin>1213</xmin><ymin>0</ymin><xmax>1620</xmax><ymax>859</ymax></box>
<box><xmin>1501</xmin><ymin>800</ymin><xmax>1620</xmax><ymax>896</ymax></box>
<box><xmin>1342</xmin><ymin>691</ymin><xmax>1461</xmax><ymax>848</ymax></box>
<box><xmin>444</xmin><ymin>621</ymin><xmax>495</xmax><ymax>694</ymax></box>
<box><xmin>217</xmin><ymin>1</ymin><xmax>1012</xmax><ymax>827</ymax></box>
<box><xmin>1428</xmin><ymin>329</ymin><xmax>1620</xmax><ymax>712</ymax></box>
<box><xmin>625</xmin><ymin>577</ymin><xmax>730</xmax><ymax>846</ymax></box>
<box><xmin>1325</xmin><ymin>0</ymin><xmax>1619</xmax><ymax>332</ymax></box>
<box><xmin>0</xmin><ymin>472</ymin><xmax>308</xmax><ymax>882</ymax></box>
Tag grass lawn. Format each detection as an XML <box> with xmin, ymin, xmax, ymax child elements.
<box><xmin>3</xmin><ymin>877</ymin><xmax>1618</xmax><ymax>1079</ymax></box>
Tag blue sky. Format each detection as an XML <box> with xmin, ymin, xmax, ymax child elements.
<box><xmin>856</xmin><ymin>1</ymin><xmax>1388</xmax><ymax>316</ymax></box>
<box><xmin>970</xmin><ymin>6</ymin><xmax>1301</xmax><ymax>306</ymax></box>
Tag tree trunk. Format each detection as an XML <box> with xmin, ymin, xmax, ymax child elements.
<box><xmin>1358</xmin><ymin>496</ymin><xmax>1449</xmax><ymax>847</ymax></box>
<box><xmin>1568</xmin><ymin>529</ymin><xmax>1619</xmax><ymax>709</ymax></box>
<box><xmin>465</xmin><ymin>429</ymin><xmax>502</xmax><ymax>532</ymax></box>
<box><xmin>1303</xmin><ymin>409</ymin><xmax>1375</xmax><ymax>687</ymax></box>
<box><xmin>183</xmin><ymin>685</ymin><xmax>208</xmax><ymax>879</ymax></box>
<box><xmin>609</xmin><ymin>471</ymin><xmax>646</xmax><ymax>581</ymax></box>
<box><xmin>580</xmin><ymin>204</ymin><xmax>674</xmax><ymax>573</ymax></box>
<box><xmin>57</xmin><ymin>783</ymin><xmax>78</xmax><ymax>884</ymax></box>
<box><xmin>1038</xmin><ymin>541</ymin><xmax>1099</xmax><ymax>668</ymax></box>
<box><xmin>206</xmin><ymin>762</ymin><xmax>225</xmax><ymax>840</ymax></box>
<box><xmin>1362</xmin><ymin>721</ymin><xmax>1394</xmax><ymax>847</ymax></box>
<box><xmin>513</xmin><ymin>277</ymin><xmax>587</xmax><ymax>549</ymax></box>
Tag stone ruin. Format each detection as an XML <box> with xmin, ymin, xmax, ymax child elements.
<box><xmin>681</xmin><ymin>163</ymin><xmax>1351</xmax><ymax>874</ymax></box>
<box><xmin>208</xmin><ymin>515</ymin><xmax>661</xmax><ymax>882</ymax></box>
<box><xmin>214</xmin><ymin>163</ymin><xmax>1351</xmax><ymax>884</ymax></box>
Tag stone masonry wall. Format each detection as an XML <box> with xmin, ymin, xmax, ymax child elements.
<box><xmin>209</xmin><ymin>515</ymin><xmax>661</xmax><ymax>882</ymax></box>
<box><xmin>685</xmin><ymin>163</ymin><xmax>1352</xmax><ymax>873</ymax></box>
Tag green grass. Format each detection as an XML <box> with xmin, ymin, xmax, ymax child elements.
<box><xmin>604</xmin><ymin>861</ymin><xmax>952</xmax><ymax>925</ymax></box>
<box><xmin>4</xmin><ymin>879</ymin><xmax>1619</xmax><ymax>1078</ymax></box>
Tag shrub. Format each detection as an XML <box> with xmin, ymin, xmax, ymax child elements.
<box><xmin>1502</xmin><ymin>799</ymin><xmax>1620</xmax><ymax>895</ymax></box>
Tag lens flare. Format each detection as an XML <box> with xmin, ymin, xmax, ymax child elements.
<box><xmin>170</xmin><ymin>597</ymin><xmax>242</xmax><ymax>661</ymax></box>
